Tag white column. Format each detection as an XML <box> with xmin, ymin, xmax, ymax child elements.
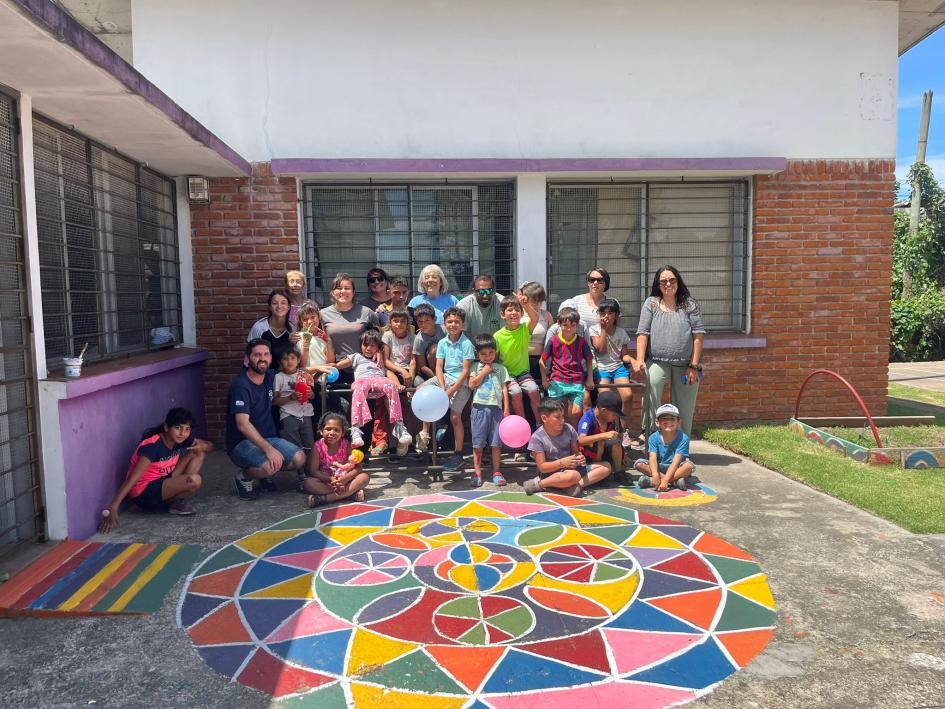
<box><xmin>515</xmin><ymin>174</ymin><xmax>547</xmax><ymax>287</ymax></box>
<box><xmin>175</xmin><ymin>178</ymin><xmax>197</xmax><ymax>347</ymax></box>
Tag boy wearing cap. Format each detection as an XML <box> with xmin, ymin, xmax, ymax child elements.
<box><xmin>633</xmin><ymin>403</ymin><xmax>695</xmax><ymax>492</ymax></box>
<box><xmin>577</xmin><ymin>390</ymin><xmax>631</xmax><ymax>485</ymax></box>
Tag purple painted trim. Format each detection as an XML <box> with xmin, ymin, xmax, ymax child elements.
<box><xmin>626</xmin><ymin>335</ymin><xmax>766</xmax><ymax>352</ymax></box>
<box><xmin>50</xmin><ymin>349</ymin><xmax>210</xmax><ymax>398</ymax></box>
<box><xmin>10</xmin><ymin>0</ymin><xmax>251</xmax><ymax>176</ymax></box>
<box><xmin>272</xmin><ymin>157</ymin><xmax>788</xmax><ymax>175</ymax></box>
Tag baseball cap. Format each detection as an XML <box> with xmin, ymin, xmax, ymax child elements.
<box><xmin>596</xmin><ymin>391</ymin><xmax>623</xmax><ymax>416</ymax></box>
<box><xmin>655</xmin><ymin>403</ymin><xmax>681</xmax><ymax>419</ymax></box>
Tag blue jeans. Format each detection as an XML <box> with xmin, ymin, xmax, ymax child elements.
<box><xmin>229</xmin><ymin>437</ymin><xmax>301</xmax><ymax>470</ymax></box>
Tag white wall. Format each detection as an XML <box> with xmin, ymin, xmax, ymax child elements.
<box><xmin>132</xmin><ymin>0</ymin><xmax>897</xmax><ymax>162</ymax></box>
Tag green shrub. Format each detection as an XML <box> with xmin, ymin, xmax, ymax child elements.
<box><xmin>890</xmin><ymin>290</ymin><xmax>945</xmax><ymax>361</ymax></box>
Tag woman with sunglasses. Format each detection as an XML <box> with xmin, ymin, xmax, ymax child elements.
<box><xmin>632</xmin><ymin>265</ymin><xmax>705</xmax><ymax>437</ymax></box>
<box><xmin>359</xmin><ymin>268</ymin><xmax>393</xmax><ymax>326</ymax></box>
<box><xmin>557</xmin><ymin>267</ymin><xmax>610</xmax><ymax>335</ymax></box>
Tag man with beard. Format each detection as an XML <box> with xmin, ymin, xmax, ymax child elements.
<box><xmin>227</xmin><ymin>338</ymin><xmax>307</xmax><ymax>500</ymax></box>
<box><xmin>457</xmin><ymin>274</ymin><xmax>505</xmax><ymax>338</ymax></box>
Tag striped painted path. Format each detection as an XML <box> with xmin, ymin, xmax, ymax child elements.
<box><xmin>0</xmin><ymin>540</ymin><xmax>203</xmax><ymax>617</ymax></box>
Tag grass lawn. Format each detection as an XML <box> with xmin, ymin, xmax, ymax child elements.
<box><xmin>821</xmin><ymin>424</ymin><xmax>945</xmax><ymax>449</ymax></box>
<box><xmin>888</xmin><ymin>382</ymin><xmax>945</xmax><ymax>409</ymax></box>
<box><xmin>702</xmin><ymin>424</ymin><xmax>945</xmax><ymax>534</ymax></box>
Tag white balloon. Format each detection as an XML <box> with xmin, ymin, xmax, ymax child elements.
<box><xmin>411</xmin><ymin>385</ymin><xmax>450</xmax><ymax>422</ymax></box>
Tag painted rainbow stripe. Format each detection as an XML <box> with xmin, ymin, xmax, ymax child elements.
<box><xmin>0</xmin><ymin>540</ymin><xmax>203</xmax><ymax>617</ymax></box>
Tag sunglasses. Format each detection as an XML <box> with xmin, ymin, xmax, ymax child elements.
<box><xmin>476</xmin><ymin>288</ymin><xmax>494</xmax><ymax>296</ymax></box>
<box><xmin>587</xmin><ymin>277</ymin><xmax>606</xmax><ymax>284</ymax></box>
<box><xmin>367</xmin><ymin>276</ymin><xmax>387</xmax><ymax>284</ymax></box>
<box><xmin>659</xmin><ymin>278</ymin><xmax>678</xmax><ymax>286</ymax></box>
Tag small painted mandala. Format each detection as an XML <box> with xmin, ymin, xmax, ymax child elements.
<box><xmin>607</xmin><ymin>482</ymin><xmax>719</xmax><ymax>507</ymax></box>
<box><xmin>178</xmin><ymin>491</ymin><xmax>774</xmax><ymax>707</ymax></box>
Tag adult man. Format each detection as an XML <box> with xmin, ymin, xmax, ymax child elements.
<box><xmin>456</xmin><ymin>274</ymin><xmax>505</xmax><ymax>338</ymax></box>
<box><xmin>227</xmin><ymin>339</ymin><xmax>306</xmax><ymax>500</ymax></box>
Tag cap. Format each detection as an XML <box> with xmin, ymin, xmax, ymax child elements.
<box><xmin>655</xmin><ymin>403</ymin><xmax>681</xmax><ymax>419</ymax></box>
<box><xmin>596</xmin><ymin>391</ymin><xmax>623</xmax><ymax>416</ymax></box>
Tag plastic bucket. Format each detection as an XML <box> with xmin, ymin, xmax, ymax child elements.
<box><xmin>63</xmin><ymin>357</ymin><xmax>83</xmax><ymax>378</ymax></box>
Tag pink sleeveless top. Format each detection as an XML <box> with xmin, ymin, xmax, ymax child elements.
<box><xmin>315</xmin><ymin>437</ymin><xmax>350</xmax><ymax>474</ymax></box>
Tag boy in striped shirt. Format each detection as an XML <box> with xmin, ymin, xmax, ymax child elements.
<box><xmin>540</xmin><ymin>307</ymin><xmax>595</xmax><ymax>427</ymax></box>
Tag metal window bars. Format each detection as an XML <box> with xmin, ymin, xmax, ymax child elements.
<box><xmin>31</xmin><ymin>116</ymin><xmax>182</xmax><ymax>368</ymax></box>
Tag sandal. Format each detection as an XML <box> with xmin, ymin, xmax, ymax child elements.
<box><xmin>307</xmin><ymin>494</ymin><xmax>328</xmax><ymax>508</ymax></box>
<box><xmin>353</xmin><ymin>489</ymin><xmax>366</xmax><ymax>503</ymax></box>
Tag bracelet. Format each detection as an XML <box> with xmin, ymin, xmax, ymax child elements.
<box><xmin>687</xmin><ymin>363</ymin><xmax>703</xmax><ymax>371</ymax></box>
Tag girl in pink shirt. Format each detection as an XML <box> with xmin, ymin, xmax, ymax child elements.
<box><xmin>303</xmin><ymin>413</ymin><xmax>370</xmax><ymax>507</ymax></box>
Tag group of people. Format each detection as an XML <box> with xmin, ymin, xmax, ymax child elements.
<box><xmin>101</xmin><ymin>262</ymin><xmax>706</xmax><ymax>530</ymax></box>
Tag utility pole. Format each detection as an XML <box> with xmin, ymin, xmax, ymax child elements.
<box><xmin>904</xmin><ymin>90</ymin><xmax>933</xmax><ymax>298</ymax></box>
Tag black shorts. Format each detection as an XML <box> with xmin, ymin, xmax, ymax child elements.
<box><xmin>130</xmin><ymin>476</ymin><xmax>170</xmax><ymax>513</ymax></box>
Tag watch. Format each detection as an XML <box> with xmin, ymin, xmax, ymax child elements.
<box><xmin>687</xmin><ymin>363</ymin><xmax>703</xmax><ymax>371</ymax></box>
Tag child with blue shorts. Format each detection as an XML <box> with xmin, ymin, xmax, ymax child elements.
<box><xmin>540</xmin><ymin>307</ymin><xmax>595</xmax><ymax>427</ymax></box>
<box><xmin>633</xmin><ymin>403</ymin><xmax>696</xmax><ymax>491</ymax></box>
<box><xmin>589</xmin><ymin>298</ymin><xmax>634</xmax><ymax>428</ymax></box>
<box><xmin>467</xmin><ymin>334</ymin><xmax>510</xmax><ymax>488</ymax></box>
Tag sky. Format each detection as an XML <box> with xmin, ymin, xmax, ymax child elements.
<box><xmin>897</xmin><ymin>26</ymin><xmax>945</xmax><ymax>194</ymax></box>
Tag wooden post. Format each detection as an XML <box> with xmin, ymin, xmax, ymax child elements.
<box><xmin>904</xmin><ymin>90</ymin><xmax>933</xmax><ymax>298</ymax></box>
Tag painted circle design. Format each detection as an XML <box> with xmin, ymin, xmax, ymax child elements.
<box><xmin>607</xmin><ymin>482</ymin><xmax>719</xmax><ymax>507</ymax></box>
<box><xmin>178</xmin><ymin>491</ymin><xmax>775</xmax><ymax>707</ymax></box>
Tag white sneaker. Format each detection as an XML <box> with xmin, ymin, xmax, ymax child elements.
<box><xmin>350</xmin><ymin>426</ymin><xmax>364</xmax><ymax>447</ymax></box>
<box><xmin>415</xmin><ymin>430</ymin><xmax>431</xmax><ymax>454</ymax></box>
<box><xmin>393</xmin><ymin>423</ymin><xmax>412</xmax><ymax>456</ymax></box>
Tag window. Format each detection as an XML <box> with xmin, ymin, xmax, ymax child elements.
<box><xmin>547</xmin><ymin>182</ymin><xmax>749</xmax><ymax>330</ymax></box>
<box><xmin>302</xmin><ymin>183</ymin><xmax>515</xmax><ymax>302</ymax></box>
<box><xmin>32</xmin><ymin>117</ymin><xmax>181</xmax><ymax>366</ymax></box>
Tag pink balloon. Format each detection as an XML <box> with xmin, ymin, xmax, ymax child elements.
<box><xmin>499</xmin><ymin>415</ymin><xmax>532</xmax><ymax>448</ymax></box>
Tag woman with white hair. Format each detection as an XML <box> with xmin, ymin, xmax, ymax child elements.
<box><xmin>407</xmin><ymin>264</ymin><xmax>458</xmax><ymax>324</ymax></box>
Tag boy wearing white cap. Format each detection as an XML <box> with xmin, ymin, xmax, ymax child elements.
<box><xmin>633</xmin><ymin>403</ymin><xmax>695</xmax><ymax>491</ymax></box>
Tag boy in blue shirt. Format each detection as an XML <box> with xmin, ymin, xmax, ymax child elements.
<box><xmin>435</xmin><ymin>306</ymin><xmax>475</xmax><ymax>471</ymax></box>
<box><xmin>633</xmin><ymin>403</ymin><xmax>696</xmax><ymax>491</ymax></box>
<box><xmin>467</xmin><ymin>333</ymin><xmax>510</xmax><ymax>488</ymax></box>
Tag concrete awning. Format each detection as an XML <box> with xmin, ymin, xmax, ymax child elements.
<box><xmin>0</xmin><ymin>0</ymin><xmax>250</xmax><ymax>177</ymax></box>
<box><xmin>900</xmin><ymin>0</ymin><xmax>945</xmax><ymax>55</ymax></box>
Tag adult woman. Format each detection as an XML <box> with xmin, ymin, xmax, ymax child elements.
<box><xmin>407</xmin><ymin>264</ymin><xmax>457</xmax><ymax>324</ymax></box>
<box><xmin>248</xmin><ymin>290</ymin><xmax>298</xmax><ymax>359</ymax></box>
<box><xmin>319</xmin><ymin>273</ymin><xmax>389</xmax><ymax>456</ymax></box>
<box><xmin>284</xmin><ymin>270</ymin><xmax>317</xmax><ymax>329</ymax></box>
<box><xmin>632</xmin><ymin>266</ymin><xmax>705</xmax><ymax>437</ymax></box>
<box><xmin>557</xmin><ymin>266</ymin><xmax>611</xmax><ymax>334</ymax></box>
<box><xmin>520</xmin><ymin>281</ymin><xmax>553</xmax><ymax>381</ymax></box>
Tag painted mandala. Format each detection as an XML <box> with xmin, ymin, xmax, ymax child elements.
<box><xmin>607</xmin><ymin>482</ymin><xmax>719</xmax><ymax>507</ymax></box>
<box><xmin>178</xmin><ymin>491</ymin><xmax>775</xmax><ymax>707</ymax></box>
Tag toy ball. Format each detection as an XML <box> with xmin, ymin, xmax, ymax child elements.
<box><xmin>349</xmin><ymin>449</ymin><xmax>364</xmax><ymax>465</ymax></box>
<box><xmin>325</xmin><ymin>367</ymin><xmax>339</xmax><ymax>383</ymax></box>
<box><xmin>411</xmin><ymin>385</ymin><xmax>450</xmax><ymax>423</ymax></box>
<box><xmin>499</xmin><ymin>415</ymin><xmax>532</xmax><ymax>448</ymax></box>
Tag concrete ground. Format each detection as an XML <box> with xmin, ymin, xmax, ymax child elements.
<box><xmin>890</xmin><ymin>360</ymin><xmax>945</xmax><ymax>393</ymax></box>
<box><xmin>2</xmin><ymin>443</ymin><xmax>945</xmax><ymax>708</ymax></box>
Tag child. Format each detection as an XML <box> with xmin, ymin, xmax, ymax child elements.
<box><xmin>273</xmin><ymin>348</ymin><xmax>316</xmax><ymax>451</ymax></box>
<box><xmin>303</xmin><ymin>413</ymin><xmax>370</xmax><ymax>506</ymax></box>
<box><xmin>494</xmin><ymin>293</ymin><xmax>542</xmax><ymax>425</ymax></box>
<box><xmin>100</xmin><ymin>408</ymin><xmax>213</xmax><ymax>531</ymax></box>
<box><xmin>412</xmin><ymin>303</ymin><xmax>445</xmax><ymax>453</ymax></box>
<box><xmin>467</xmin><ymin>333</ymin><xmax>510</xmax><ymax>487</ymax></box>
<box><xmin>577</xmin><ymin>390</ymin><xmax>631</xmax><ymax>485</ymax></box>
<box><xmin>521</xmin><ymin>281</ymin><xmax>554</xmax><ymax>382</ymax></box>
<box><xmin>378</xmin><ymin>276</ymin><xmax>412</xmax><ymax>326</ymax></box>
<box><xmin>589</xmin><ymin>298</ymin><xmax>636</xmax><ymax>439</ymax></box>
<box><xmin>298</xmin><ymin>303</ymin><xmax>336</xmax><ymax>378</ymax></box>
<box><xmin>383</xmin><ymin>309</ymin><xmax>416</xmax><ymax>388</ymax></box>
<box><xmin>435</xmin><ymin>306</ymin><xmax>475</xmax><ymax>471</ymax></box>
<box><xmin>633</xmin><ymin>403</ymin><xmax>695</xmax><ymax>491</ymax></box>
<box><xmin>524</xmin><ymin>398</ymin><xmax>610</xmax><ymax>496</ymax></box>
<box><xmin>336</xmin><ymin>329</ymin><xmax>413</xmax><ymax>456</ymax></box>
<box><xmin>540</xmin><ymin>307</ymin><xmax>595</xmax><ymax>426</ymax></box>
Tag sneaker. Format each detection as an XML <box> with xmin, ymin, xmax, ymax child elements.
<box><xmin>674</xmin><ymin>477</ymin><xmax>687</xmax><ymax>491</ymax></box>
<box><xmin>394</xmin><ymin>423</ymin><xmax>412</xmax><ymax>457</ymax></box>
<box><xmin>614</xmin><ymin>470</ymin><xmax>634</xmax><ymax>486</ymax></box>
<box><xmin>492</xmin><ymin>472</ymin><xmax>507</xmax><ymax>486</ymax></box>
<box><xmin>435</xmin><ymin>426</ymin><xmax>447</xmax><ymax>443</ymax></box>
<box><xmin>511</xmin><ymin>452</ymin><xmax>528</xmax><ymax>463</ymax></box>
<box><xmin>169</xmin><ymin>499</ymin><xmax>195</xmax><ymax>516</ymax></box>
<box><xmin>442</xmin><ymin>453</ymin><xmax>465</xmax><ymax>471</ymax></box>
<box><xmin>622</xmin><ymin>429</ymin><xmax>634</xmax><ymax>448</ymax></box>
<box><xmin>470</xmin><ymin>474</ymin><xmax>483</xmax><ymax>488</ymax></box>
<box><xmin>296</xmin><ymin>471</ymin><xmax>308</xmax><ymax>493</ymax></box>
<box><xmin>523</xmin><ymin>476</ymin><xmax>542</xmax><ymax>495</ymax></box>
<box><xmin>258</xmin><ymin>476</ymin><xmax>277</xmax><ymax>492</ymax></box>
<box><xmin>350</xmin><ymin>427</ymin><xmax>364</xmax><ymax>448</ymax></box>
<box><xmin>637</xmin><ymin>476</ymin><xmax>653</xmax><ymax>489</ymax></box>
<box><xmin>565</xmin><ymin>483</ymin><xmax>583</xmax><ymax>498</ymax></box>
<box><xmin>415</xmin><ymin>431</ymin><xmax>431</xmax><ymax>454</ymax></box>
<box><xmin>234</xmin><ymin>471</ymin><xmax>259</xmax><ymax>501</ymax></box>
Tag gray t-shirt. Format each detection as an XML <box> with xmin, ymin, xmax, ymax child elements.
<box><xmin>588</xmin><ymin>324</ymin><xmax>631</xmax><ymax>372</ymax></box>
<box><xmin>413</xmin><ymin>326</ymin><xmax>445</xmax><ymax>362</ymax></box>
<box><xmin>320</xmin><ymin>305</ymin><xmax>380</xmax><ymax>358</ymax></box>
<box><xmin>456</xmin><ymin>293</ymin><xmax>506</xmax><ymax>338</ymax></box>
<box><xmin>382</xmin><ymin>330</ymin><xmax>413</xmax><ymax>368</ymax></box>
<box><xmin>527</xmin><ymin>424</ymin><xmax>579</xmax><ymax>461</ymax></box>
<box><xmin>471</xmin><ymin>362</ymin><xmax>508</xmax><ymax>407</ymax></box>
<box><xmin>348</xmin><ymin>353</ymin><xmax>385</xmax><ymax>379</ymax></box>
<box><xmin>635</xmin><ymin>296</ymin><xmax>706</xmax><ymax>363</ymax></box>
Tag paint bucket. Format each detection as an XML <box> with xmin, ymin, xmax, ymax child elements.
<box><xmin>63</xmin><ymin>357</ymin><xmax>83</xmax><ymax>378</ymax></box>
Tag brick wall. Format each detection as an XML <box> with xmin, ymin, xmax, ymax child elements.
<box><xmin>693</xmin><ymin>159</ymin><xmax>895</xmax><ymax>424</ymax></box>
<box><xmin>190</xmin><ymin>163</ymin><xmax>300</xmax><ymax>442</ymax></box>
<box><xmin>189</xmin><ymin>159</ymin><xmax>894</xmax><ymax>440</ymax></box>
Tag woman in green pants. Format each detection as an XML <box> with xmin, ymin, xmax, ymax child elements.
<box><xmin>632</xmin><ymin>266</ymin><xmax>705</xmax><ymax>437</ymax></box>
